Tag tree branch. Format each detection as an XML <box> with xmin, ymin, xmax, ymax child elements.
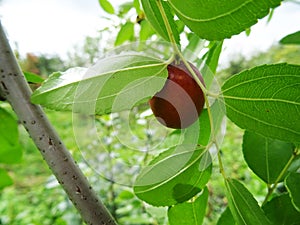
<box><xmin>0</xmin><ymin>21</ymin><xmax>117</xmax><ymax>225</ymax></box>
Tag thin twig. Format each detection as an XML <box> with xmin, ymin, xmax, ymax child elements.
<box><xmin>0</xmin><ymin>21</ymin><xmax>117</xmax><ymax>225</ymax></box>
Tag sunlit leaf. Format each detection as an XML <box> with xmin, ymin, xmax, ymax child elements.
<box><xmin>242</xmin><ymin>130</ymin><xmax>295</xmax><ymax>184</ymax></box>
<box><xmin>23</xmin><ymin>71</ymin><xmax>44</xmax><ymax>83</ymax></box>
<box><xmin>0</xmin><ymin>108</ymin><xmax>22</xmax><ymax>164</ymax></box>
<box><xmin>134</xmin><ymin>145</ymin><xmax>212</xmax><ymax>206</ymax></box>
<box><xmin>168</xmin><ymin>187</ymin><xmax>209</xmax><ymax>225</ymax></box>
<box><xmin>0</xmin><ymin>168</ymin><xmax>13</xmax><ymax>189</ymax></box>
<box><xmin>225</xmin><ymin>178</ymin><xmax>271</xmax><ymax>225</ymax></box>
<box><xmin>222</xmin><ymin>63</ymin><xmax>300</xmax><ymax>144</ymax></box>
<box><xmin>99</xmin><ymin>0</ymin><xmax>114</xmax><ymax>14</ymax></box>
<box><xmin>262</xmin><ymin>194</ymin><xmax>300</xmax><ymax>225</ymax></box>
<box><xmin>168</xmin><ymin>0</ymin><xmax>282</xmax><ymax>40</ymax></box>
<box><xmin>31</xmin><ymin>53</ymin><xmax>168</xmax><ymax>115</ymax></box>
<box><xmin>115</xmin><ymin>22</ymin><xmax>135</xmax><ymax>46</ymax></box>
<box><xmin>280</xmin><ymin>31</ymin><xmax>300</xmax><ymax>45</ymax></box>
<box><xmin>285</xmin><ymin>172</ymin><xmax>300</xmax><ymax>212</ymax></box>
<box><xmin>140</xmin><ymin>20</ymin><xmax>155</xmax><ymax>41</ymax></box>
<box><xmin>141</xmin><ymin>0</ymin><xmax>180</xmax><ymax>44</ymax></box>
<box><xmin>202</xmin><ymin>41</ymin><xmax>223</xmax><ymax>74</ymax></box>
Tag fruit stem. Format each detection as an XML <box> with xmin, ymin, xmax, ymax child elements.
<box><xmin>156</xmin><ymin>0</ymin><xmax>209</xmax><ymax>95</ymax></box>
<box><xmin>155</xmin><ymin>0</ymin><xmax>181</xmax><ymax>56</ymax></box>
<box><xmin>157</xmin><ymin>0</ymin><xmax>224</xmax><ymax>178</ymax></box>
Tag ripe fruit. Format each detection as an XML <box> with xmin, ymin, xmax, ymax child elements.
<box><xmin>149</xmin><ymin>60</ymin><xmax>205</xmax><ymax>129</ymax></box>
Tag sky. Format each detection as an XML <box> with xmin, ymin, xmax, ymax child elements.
<box><xmin>0</xmin><ymin>0</ymin><xmax>299</xmax><ymax>66</ymax></box>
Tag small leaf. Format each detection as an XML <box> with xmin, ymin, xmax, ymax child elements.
<box><xmin>222</xmin><ymin>63</ymin><xmax>300</xmax><ymax>144</ymax></box>
<box><xmin>280</xmin><ymin>31</ymin><xmax>300</xmax><ymax>45</ymax></box>
<box><xmin>168</xmin><ymin>187</ymin><xmax>209</xmax><ymax>225</ymax></box>
<box><xmin>217</xmin><ymin>207</ymin><xmax>235</xmax><ymax>225</ymax></box>
<box><xmin>168</xmin><ymin>0</ymin><xmax>282</xmax><ymax>40</ymax></box>
<box><xmin>242</xmin><ymin>130</ymin><xmax>295</xmax><ymax>184</ymax></box>
<box><xmin>141</xmin><ymin>0</ymin><xmax>180</xmax><ymax>44</ymax></box>
<box><xmin>182</xmin><ymin>33</ymin><xmax>206</xmax><ymax>63</ymax></box>
<box><xmin>225</xmin><ymin>178</ymin><xmax>271</xmax><ymax>225</ymax></box>
<box><xmin>23</xmin><ymin>71</ymin><xmax>44</xmax><ymax>83</ymax></box>
<box><xmin>115</xmin><ymin>22</ymin><xmax>135</xmax><ymax>46</ymax></box>
<box><xmin>134</xmin><ymin>145</ymin><xmax>212</xmax><ymax>206</ymax></box>
<box><xmin>31</xmin><ymin>53</ymin><xmax>168</xmax><ymax>115</ymax></box>
<box><xmin>99</xmin><ymin>0</ymin><xmax>114</xmax><ymax>14</ymax></box>
<box><xmin>0</xmin><ymin>168</ymin><xmax>13</xmax><ymax>189</ymax></box>
<box><xmin>0</xmin><ymin>108</ymin><xmax>22</xmax><ymax>164</ymax></box>
<box><xmin>285</xmin><ymin>172</ymin><xmax>300</xmax><ymax>211</ymax></box>
<box><xmin>202</xmin><ymin>41</ymin><xmax>223</xmax><ymax>75</ymax></box>
<box><xmin>198</xmin><ymin>99</ymin><xmax>226</xmax><ymax>146</ymax></box>
<box><xmin>134</xmin><ymin>0</ymin><xmax>142</xmax><ymax>14</ymax></box>
<box><xmin>140</xmin><ymin>20</ymin><xmax>155</xmax><ymax>41</ymax></box>
<box><xmin>262</xmin><ymin>194</ymin><xmax>300</xmax><ymax>225</ymax></box>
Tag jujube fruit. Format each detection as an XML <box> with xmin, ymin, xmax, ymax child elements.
<box><xmin>149</xmin><ymin>60</ymin><xmax>205</xmax><ymax>129</ymax></box>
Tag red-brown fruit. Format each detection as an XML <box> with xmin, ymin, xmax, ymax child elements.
<box><xmin>149</xmin><ymin>61</ymin><xmax>205</xmax><ymax>129</ymax></box>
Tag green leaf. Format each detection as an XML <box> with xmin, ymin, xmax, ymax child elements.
<box><xmin>221</xmin><ymin>63</ymin><xmax>300</xmax><ymax>144</ymax></box>
<box><xmin>217</xmin><ymin>207</ymin><xmax>235</xmax><ymax>225</ymax></box>
<box><xmin>182</xmin><ymin>33</ymin><xmax>206</xmax><ymax>63</ymax></box>
<box><xmin>140</xmin><ymin>20</ymin><xmax>155</xmax><ymax>41</ymax></box>
<box><xmin>117</xmin><ymin>2</ymin><xmax>133</xmax><ymax>16</ymax></box>
<box><xmin>242</xmin><ymin>130</ymin><xmax>295</xmax><ymax>184</ymax></box>
<box><xmin>141</xmin><ymin>0</ymin><xmax>180</xmax><ymax>44</ymax></box>
<box><xmin>280</xmin><ymin>31</ymin><xmax>300</xmax><ymax>45</ymax></box>
<box><xmin>262</xmin><ymin>194</ymin><xmax>300</xmax><ymax>225</ymax></box>
<box><xmin>99</xmin><ymin>0</ymin><xmax>114</xmax><ymax>14</ymax></box>
<box><xmin>202</xmin><ymin>41</ymin><xmax>224</xmax><ymax>75</ymax></box>
<box><xmin>225</xmin><ymin>178</ymin><xmax>272</xmax><ymax>225</ymax></box>
<box><xmin>198</xmin><ymin>99</ymin><xmax>226</xmax><ymax>146</ymax></box>
<box><xmin>0</xmin><ymin>108</ymin><xmax>22</xmax><ymax>164</ymax></box>
<box><xmin>23</xmin><ymin>71</ymin><xmax>44</xmax><ymax>83</ymax></box>
<box><xmin>285</xmin><ymin>172</ymin><xmax>300</xmax><ymax>211</ymax></box>
<box><xmin>134</xmin><ymin>145</ymin><xmax>212</xmax><ymax>206</ymax></box>
<box><xmin>115</xmin><ymin>22</ymin><xmax>135</xmax><ymax>46</ymax></box>
<box><xmin>168</xmin><ymin>0</ymin><xmax>282</xmax><ymax>40</ymax></box>
<box><xmin>0</xmin><ymin>168</ymin><xmax>13</xmax><ymax>189</ymax></box>
<box><xmin>31</xmin><ymin>53</ymin><xmax>168</xmax><ymax>115</ymax></box>
<box><xmin>134</xmin><ymin>0</ymin><xmax>142</xmax><ymax>14</ymax></box>
<box><xmin>168</xmin><ymin>187</ymin><xmax>209</xmax><ymax>225</ymax></box>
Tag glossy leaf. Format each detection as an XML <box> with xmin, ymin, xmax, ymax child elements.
<box><xmin>0</xmin><ymin>108</ymin><xmax>22</xmax><ymax>164</ymax></box>
<box><xmin>115</xmin><ymin>22</ymin><xmax>135</xmax><ymax>46</ymax></box>
<box><xmin>99</xmin><ymin>0</ymin><xmax>114</xmax><ymax>14</ymax></box>
<box><xmin>222</xmin><ymin>63</ymin><xmax>300</xmax><ymax>144</ymax></box>
<box><xmin>31</xmin><ymin>54</ymin><xmax>168</xmax><ymax>115</ymax></box>
<box><xmin>217</xmin><ymin>207</ymin><xmax>235</xmax><ymax>225</ymax></box>
<box><xmin>134</xmin><ymin>146</ymin><xmax>212</xmax><ymax>206</ymax></box>
<box><xmin>141</xmin><ymin>0</ymin><xmax>180</xmax><ymax>44</ymax></box>
<box><xmin>168</xmin><ymin>187</ymin><xmax>209</xmax><ymax>225</ymax></box>
<box><xmin>263</xmin><ymin>194</ymin><xmax>300</xmax><ymax>225</ymax></box>
<box><xmin>225</xmin><ymin>178</ymin><xmax>271</xmax><ymax>225</ymax></box>
<box><xmin>280</xmin><ymin>31</ymin><xmax>300</xmax><ymax>45</ymax></box>
<box><xmin>285</xmin><ymin>172</ymin><xmax>300</xmax><ymax>211</ymax></box>
<box><xmin>242</xmin><ymin>130</ymin><xmax>295</xmax><ymax>184</ymax></box>
<box><xmin>168</xmin><ymin>0</ymin><xmax>282</xmax><ymax>40</ymax></box>
<box><xmin>0</xmin><ymin>168</ymin><xmax>13</xmax><ymax>189</ymax></box>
